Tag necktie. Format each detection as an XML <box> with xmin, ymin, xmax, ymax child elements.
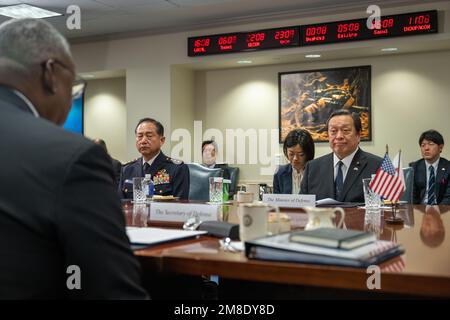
<box><xmin>143</xmin><ymin>162</ymin><xmax>151</xmax><ymax>175</ymax></box>
<box><xmin>427</xmin><ymin>166</ymin><xmax>436</xmax><ymax>205</ymax></box>
<box><xmin>335</xmin><ymin>161</ymin><xmax>344</xmax><ymax>200</ymax></box>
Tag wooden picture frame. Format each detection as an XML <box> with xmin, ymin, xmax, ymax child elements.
<box><xmin>279</xmin><ymin>65</ymin><xmax>372</xmax><ymax>142</ymax></box>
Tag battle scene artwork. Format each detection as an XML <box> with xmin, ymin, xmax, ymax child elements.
<box><xmin>279</xmin><ymin>66</ymin><xmax>371</xmax><ymax>142</ymax></box>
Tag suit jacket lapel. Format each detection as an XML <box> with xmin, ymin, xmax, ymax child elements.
<box><xmin>340</xmin><ymin>149</ymin><xmax>366</xmax><ymax>201</ymax></box>
<box><xmin>282</xmin><ymin>165</ymin><xmax>293</xmax><ymax>194</ymax></box>
<box><xmin>417</xmin><ymin>159</ymin><xmax>427</xmax><ymax>201</ymax></box>
<box><xmin>436</xmin><ymin>158</ymin><xmax>449</xmax><ymax>200</ymax></box>
<box><xmin>134</xmin><ymin>157</ymin><xmax>143</xmax><ymax>176</ymax></box>
<box><xmin>325</xmin><ymin>154</ymin><xmax>335</xmax><ymax>199</ymax></box>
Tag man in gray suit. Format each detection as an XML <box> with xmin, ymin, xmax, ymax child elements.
<box><xmin>0</xmin><ymin>19</ymin><xmax>147</xmax><ymax>299</ymax></box>
<box><xmin>301</xmin><ymin>110</ymin><xmax>382</xmax><ymax>203</ymax></box>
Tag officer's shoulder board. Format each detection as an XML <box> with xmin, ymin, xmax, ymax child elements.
<box><xmin>123</xmin><ymin>158</ymin><xmax>139</xmax><ymax>167</ymax></box>
<box><xmin>165</xmin><ymin>156</ymin><xmax>184</xmax><ymax>165</ymax></box>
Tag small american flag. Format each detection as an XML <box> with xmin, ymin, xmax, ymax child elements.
<box><xmin>370</xmin><ymin>152</ymin><xmax>405</xmax><ymax>202</ymax></box>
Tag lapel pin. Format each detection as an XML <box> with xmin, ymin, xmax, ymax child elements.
<box><xmin>353</xmin><ymin>167</ymin><xmax>359</xmax><ymax>171</ymax></box>
<box><xmin>442</xmin><ymin>168</ymin><xmax>446</xmax><ymax>171</ymax></box>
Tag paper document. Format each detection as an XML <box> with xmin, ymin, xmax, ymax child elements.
<box><xmin>316</xmin><ymin>198</ymin><xmax>363</xmax><ymax>208</ymax></box>
<box><xmin>126</xmin><ymin>227</ymin><xmax>206</xmax><ymax>245</ymax></box>
<box><xmin>316</xmin><ymin>198</ymin><xmax>342</xmax><ymax>206</ymax></box>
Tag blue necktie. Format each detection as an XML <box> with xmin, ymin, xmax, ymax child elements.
<box><xmin>427</xmin><ymin>166</ymin><xmax>436</xmax><ymax>205</ymax></box>
<box><xmin>335</xmin><ymin>161</ymin><xmax>344</xmax><ymax>200</ymax></box>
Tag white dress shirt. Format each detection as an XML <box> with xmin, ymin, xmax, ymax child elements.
<box><xmin>333</xmin><ymin>147</ymin><xmax>359</xmax><ymax>182</ymax></box>
<box><xmin>291</xmin><ymin>166</ymin><xmax>304</xmax><ymax>194</ymax></box>
<box><xmin>142</xmin><ymin>151</ymin><xmax>160</xmax><ymax>168</ymax></box>
<box><xmin>422</xmin><ymin>158</ymin><xmax>440</xmax><ymax>204</ymax></box>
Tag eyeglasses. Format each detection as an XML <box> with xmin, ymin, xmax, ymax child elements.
<box><xmin>41</xmin><ymin>59</ymin><xmax>87</xmax><ymax>100</ymax></box>
<box><xmin>71</xmin><ymin>74</ymin><xmax>86</xmax><ymax>100</ymax></box>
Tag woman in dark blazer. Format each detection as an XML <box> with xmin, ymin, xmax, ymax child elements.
<box><xmin>273</xmin><ymin>129</ymin><xmax>315</xmax><ymax>194</ymax></box>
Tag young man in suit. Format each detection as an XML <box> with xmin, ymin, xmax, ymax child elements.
<box><xmin>118</xmin><ymin>118</ymin><xmax>190</xmax><ymax>200</ymax></box>
<box><xmin>300</xmin><ymin>109</ymin><xmax>382</xmax><ymax>203</ymax></box>
<box><xmin>411</xmin><ymin>130</ymin><xmax>450</xmax><ymax>205</ymax></box>
<box><xmin>0</xmin><ymin>19</ymin><xmax>147</xmax><ymax>299</ymax></box>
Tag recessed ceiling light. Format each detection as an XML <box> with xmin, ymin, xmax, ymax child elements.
<box><xmin>381</xmin><ymin>47</ymin><xmax>398</xmax><ymax>52</ymax></box>
<box><xmin>305</xmin><ymin>54</ymin><xmax>321</xmax><ymax>58</ymax></box>
<box><xmin>237</xmin><ymin>60</ymin><xmax>252</xmax><ymax>64</ymax></box>
<box><xmin>0</xmin><ymin>4</ymin><xmax>62</xmax><ymax>19</ymax></box>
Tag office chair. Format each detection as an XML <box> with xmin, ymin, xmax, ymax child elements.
<box><xmin>400</xmin><ymin>167</ymin><xmax>414</xmax><ymax>204</ymax></box>
<box><xmin>225</xmin><ymin>166</ymin><xmax>239</xmax><ymax>198</ymax></box>
<box><xmin>214</xmin><ymin>164</ymin><xmax>240</xmax><ymax>198</ymax></box>
<box><xmin>186</xmin><ymin>163</ymin><xmax>223</xmax><ymax>201</ymax></box>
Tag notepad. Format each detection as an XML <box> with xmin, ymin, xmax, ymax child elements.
<box><xmin>289</xmin><ymin>228</ymin><xmax>376</xmax><ymax>250</ymax></box>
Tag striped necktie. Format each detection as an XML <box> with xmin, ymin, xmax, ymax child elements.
<box><xmin>335</xmin><ymin>161</ymin><xmax>344</xmax><ymax>200</ymax></box>
<box><xmin>427</xmin><ymin>166</ymin><xmax>436</xmax><ymax>205</ymax></box>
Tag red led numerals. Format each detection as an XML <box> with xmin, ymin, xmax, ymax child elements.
<box><xmin>408</xmin><ymin>15</ymin><xmax>430</xmax><ymax>25</ymax></box>
<box><xmin>337</xmin><ymin>22</ymin><xmax>360</xmax><ymax>33</ymax></box>
<box><xmin>194</xmin><ymin>38</ymin><xmax>210</xmax><ymax>47</ymax></box>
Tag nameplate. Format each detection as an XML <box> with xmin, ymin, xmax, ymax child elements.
<box><xmin>149</xmin><ymin>203</ymin><xmax>219</xmax><ymax>222</ymax></box>
<box><xmin>262</xmin><ymin>194</ymin><xmax>316</xmax><ymax>208</ymax></box>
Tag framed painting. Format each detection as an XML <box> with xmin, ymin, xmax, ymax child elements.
<box><xmin>279</xmin><ymin>65</ymin><xmax>371</xmax><ymax>142</ymax></box>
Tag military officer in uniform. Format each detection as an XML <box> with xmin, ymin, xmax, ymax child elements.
<box><xmin>118</xmin><ymin>118</ymin><xmax>190</xmax><ymax>200</ymax></box>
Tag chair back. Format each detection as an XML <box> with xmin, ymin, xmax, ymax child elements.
<box><xmin>400</xmin><ymin>167</ymin><xmax>414</xmax><ymax>203</ymax></box>
<box><xmin>187</xmin><ymin>163</ymin><xmax>223</xmax><ymax>201</ymax></box>
<box><xmin>226</xmin><ymin>166</ymin><xmax>240</xmax><ymax>197</ymax></box>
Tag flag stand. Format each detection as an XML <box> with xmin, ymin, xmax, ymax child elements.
<box><xmin>386</xmin><ymin>149</ymin><xmax>404</xmax><ymax>225</ymax></box>
<box><xmin>386</xmin><ymin>201</ymin><xmax>404</xmax><ymax>225</ymax></box>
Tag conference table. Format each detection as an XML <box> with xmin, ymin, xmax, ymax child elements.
<box><xmin>123</xmin><ymin>200</ymin><xmax>450</xmax><ymax>299</ymax></box>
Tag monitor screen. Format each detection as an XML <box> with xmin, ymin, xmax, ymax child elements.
<box><xmin>63</xmin><ymin>94</ymin><xmax>84</xmax><ymax>134</ymax></box>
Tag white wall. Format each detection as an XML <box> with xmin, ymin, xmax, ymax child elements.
<box><xmin>195</xmin><ymin>50</ymin><xmax>450</xmax><ymax>183</ymax></box>
<box><xmin>84</xmin><ymin>77</ymin><xmax>127</xmax><ymax>163</ymax></box>
<box><xmin>71</xmin><ymin>1</ymin><xmax>450</xmax><ymax>184</ymax></box>
<box><xmin>171</xmin><ymin>66</ymin><xmax>195</xmax><ymax>162</ymax></box>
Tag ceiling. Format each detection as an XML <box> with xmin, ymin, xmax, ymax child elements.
<box><xmin>1</xmin><ymin>0</ymin><xmax>447</xmax><ymax>74</ymax></box>
<box><xmin>0</xmin><ymin>0</ymin><xmax>443</xmax><ymax>42</ymax></box>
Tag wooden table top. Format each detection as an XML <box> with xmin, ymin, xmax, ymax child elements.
<box><xmin>123</xmin><ymin>201</ymin><xmax>450</xmax><ymax>298</ymax></box>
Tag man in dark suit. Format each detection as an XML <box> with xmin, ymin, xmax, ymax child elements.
<box><xmin>118</xmin><ymin>118</ymin><xmax>189</xmax><ymax>199</ymax></box>
<box><xmin>411</xmin><ymin>130</ymin><xmax>450</xmax><ymax>205</ymax></box>
<box><xmin>0</xmin><ymin>19</ymin><xmax>148</xmax><ymax>299</ymax></box>
<box><xmin>301</xmin><ymin>109</ymin><xmax>382</xmax><ymax>203</ymax></box>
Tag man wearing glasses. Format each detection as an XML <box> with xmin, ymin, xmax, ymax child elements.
<box><xmin>0</xmin><ymin>19</ymin><xmax>148</xmax><ymax>299</ymax></box>
<box><xmin>300</xmin><ymin>109</ymin><xmax>382</xmax><ymax>203</ymax></box>
<box><xmin>411</xmin><ymin>130</ymin><xmax>450</xmax><ymax>205</ymax></box>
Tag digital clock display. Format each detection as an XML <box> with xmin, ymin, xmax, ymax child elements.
<box><xmin>187</xmin><ymin>10</ymin><xmax>438</xmax><ymax>56</ymax></box>
<box><xmin>188</xmin><ymin>26</ymin><xmax>299</xmax><ymax>56</ymax></box>
<box><xmin>301</xmin><ymin>10</ymin><xmax>437</xmax><ymax>45</ymax></box>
